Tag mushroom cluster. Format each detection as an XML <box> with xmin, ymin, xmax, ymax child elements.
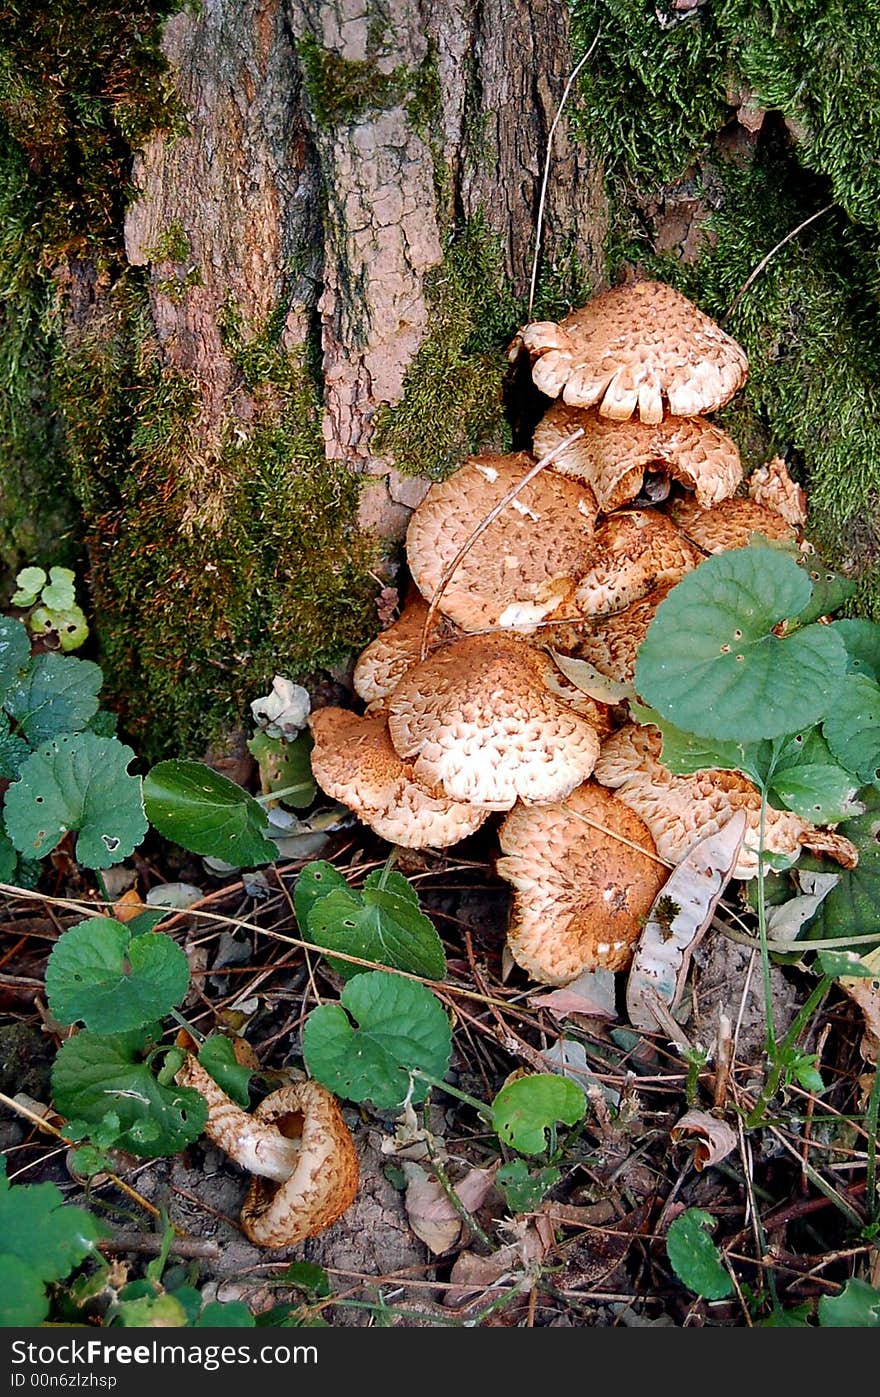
<box><xmin>310</xmin><ymin>279</ymin><xmax>855</xmax><ymax>988</ymax></box>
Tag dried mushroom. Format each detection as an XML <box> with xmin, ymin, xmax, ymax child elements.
<box><xmin>573</xmin><ymin>511</ymin><xmax>700</xmax><ymax>616</ymax></box>
<box><xmin>594</xmin><ymin>724</ymin><xmax>858</xmax><ymax>879</ymax></box>
<box><xmin>515</xmin><ymin>280</ymin><xmax>748</xmax><ymax>423</ymax></box>
<box><xmin>534</xmin><ymin>404</ymin><xmax>742</xmax><ymax>511</ymax></box>
<box><xmin>669</xmin><ymin>494</ymin><xmax>797</xmax><ymax>554</ymax></box>
<box><xmin>309</xmin><ymin>707</ymin><xmax>490</xmax><ymax>848</ymax></box>
<box><xmin>406</xmin><ymin>452</ymin><xmax>598</xmax><ymax>632</ymax></box>
<box><xmin>176</xmin><ymin>1056</ymin><xmax>358</xmax><ymax>1249</ymax></box>
<box><xmin>387</xmin><ymin>634</ymin><xmax>602</xmax><ymax>810</ymax></box>
<box><xmin>497</xmin><ymin>781</ymin><xmax>666</xmax><ymax>983</ymax></box>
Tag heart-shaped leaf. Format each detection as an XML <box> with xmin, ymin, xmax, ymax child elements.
<box><xmin>143</xmin><ymin>760</ymin><xmax>279</xmax><ymax>866</ymax></box>
<box><xmin>491</xmin><ymin>1075</ymin><xmax>585</xmax><ymax>1155</ymax></box>
<box><xmin>302</xmin><ymin>971</ymin><xmax>451</xmax><ymax>1110</ymax></box>
<box><xmin>306</xmin><ymin>882</ymin><xmax>446</xmax><ymax>981</ymax></box>
<box><xmin>52</xmin><ymin>1027</ymin><xmax>208</xmax><ymax>1157</ymax></box>
<box><xmin>665</xmin><ymin>1208</ymin><xmax>732</xmax><ymax>1300</ymax></box>
<box><xmin>0</xmin><ymin>617</ymin><xmax>30</xmax><ymax>698</ymax></box>
<box><xmin>4</xmin><ymin>652</ymin><xmax>102</xmax><ymax>744</ymax></box>
<box><xmin>4</xmin><ymin>732</ymin><xmax>147</xmax><ymax>868</ymax></box>
<box><xmin>635</xmin><ymin>546</ymin><xmax>847</xmax><ymax>741</ymax></box>
<box><xmin>833</xmin><ymin>618</ymin><xmax>880</xmax><ymax>682</ymax></box>
<box><xmin>45</xmin><ymin>917</ymin><xmax>189</xmax><ymax>1032</ymax></box>
<box><xmin>823</xmin><ymin>675</ymin><xmax>880</xmax><ymax>784</ymax></box>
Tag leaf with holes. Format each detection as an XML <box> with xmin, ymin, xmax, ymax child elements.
<box><xmin>3</xmin><ymin>733</ymin><xmax>147</xmax><ymax>868</ymax></box>
<box><xmin>4</xmin><ymin>652</ymin><xmax>102</xmax><ymax>744</ymax></box>
<box><xmin>247</xmin><ymin>729</ymin><xmax>316</xmax><ymax>808</ymax></box>
<box><xmin>635</xmin><ymin>546</ymin><xmax>847</xmax><ymax>741</ymax></box>
<box><xmin>305</xmin><ymin>874</ymin><xmax>446</xmax><ymax>981</ymax></box>
<box><xmin>833</xmin><ymin>619</ymin><xmax>880</xmax><ymax>682</ymax></box>
<box><xmin>303</xmin><ymin>971</ymin><xmax>451</xmax><ymax>1110</ymax></box>
<box><xmin>803</xmin><ymin>787</ymin><xmax>880</xmax><ymax>946</ymax></box>
<box><xmin>0</xmin><ymin>617</ymin><xmax>30</xmax><ymax>698</ymax></box>
<box><xmin>823</xmin><ymin>676</ymin><xmax>880</xmax><ymax>785</ymax></box>
<box><xmin>665</xmin><ymin>1208</ymin><xmax>732</xmax><ymax>1300</ymax></box>
<box><xmin>293</xmin><ymin>860</ymin><xmax>350</xmax><ymax>928</ymax></box>
<box><xmin>491</xmin><ymin>1075</ymin><xmax>585</xmax><ymax>1155</ymax></box>
<box><xmin>52</xmin><ymin>1027</ymin><xmax>208</xmax><ymax>1157</ymax></box>
<box><xmin>45</xmin><ymin>917</ymin><xmax>189</xmax><ymax>1033</ymax></box>
<box><xmin>143</xmin><ymin>760</ymin><xmax>279</xmax><ymax>866</ymax></box>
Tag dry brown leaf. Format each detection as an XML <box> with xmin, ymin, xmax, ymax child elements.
<box><xmin>670</xmin><ymin>1109</ymin><xmax>737</xmax><ymax>1170</ymax></box>
<box><xmin>444</xmin><ymin>1220</ymin><xmax>549</xmax><ymax>1308</ymax></box>
<box><xmin>112</xmin><ymin>887</ymin><xmax>145</xmax><ymax>922</ymax></box>
<box><xmin>840</xmin><ymin>946</ymin><xmax>880</xmax><ymax>1063</ymax></box>
<box><xmin>529</xmin><ymin>968</ymin><xmax>617</xmax><ymax>1021</ymax></box>
<box><xmin>402</xmin><ymin>1162</ymin><xmax>498</xmax><ymax>1255</ymax></box>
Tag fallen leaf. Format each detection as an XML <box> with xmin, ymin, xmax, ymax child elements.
<box><xmin>767</xmin><ymin>871</ymin><xmax>840</xmax><ymax>940</ymax></box>
<box><xmin>529</xmin><ymin>968</ymin><xmax>617</xmax><ymax>1021</ymax></box>
<box><xmin>444</xmin><ymin>1221</ymin><xmax>549</xmax><ymax>1308</ymax></box>
<box><xmin>112</xmin><ymin>887</ymin><xmax>145</xmax><ymax>922</ymax></box>
<box><xmin>549</xmin><ymin>650</ymin><xmax>635</xmax><ymax>705</ymax></box>
<box><xmin>402</xmin><ymin>1163</ymin><xmax>497</xmax><ymax>1255</ymax></box>
<box><xmin>840</xmin><ymin>946</ymin><xmax>880</xmax><ymax>1063</ymax></box>
<box><xmin>671</xmin><ymin>1109</ymin><xmax>737</xmax><ymax>1170</ymax></box>
<box><xmin>250</xmin><ymin>676</ymin><xmax>310</xmax><ymax>740</ymax></box>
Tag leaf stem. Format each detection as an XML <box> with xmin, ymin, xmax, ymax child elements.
<box><xmin>865</xmin><ymin>1060</ymin><xmax>880</xmax><ymax>1222</ymax></box>
<box><xmin>745</xmin><ymin>976</ymin><xmax>832</xmax><ymax>1128</ymax></box>
<box><xmin>253</xmin><ymin>781</ymin><xmax>315</xmax><ymax>806</ymax></box>
<box><xmin>756</xmin><ymin>783</ymin><xmax>776</xmax><ymax>1062</ymax></box>
<box><xmin>409</xmin><ymin>1069</ymin><xmax>493</xmax><ymax>1122</ymax></box>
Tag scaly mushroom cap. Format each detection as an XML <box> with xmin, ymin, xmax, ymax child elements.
<box><xmin>405</xmin><ymin>452</ymin><xmax>598</xmax><ymax>632</ymax></box>
<box><xmin>353</xmin><ymin>596</ymin><xmax>459</xmax><ymax>710</ymax></box>
<box><xmin>748</xmin><ymin>455</ymin><xmax>808</xmax><ymax>528</ymax></box>
<box><xmin>309</xmin><ymin>707</ymin><xmax>490</xmax><ymax>848</ymax></box>
<box><xmin>497</xmin><ymin>781</ymin><xmax>667</xmax><ymax>983</ymax></box>
<box><xmin>535</xmin><ymin>404</ymin><xmax>743</xmax><ymax>511</ymax></box>
<box><xmin>516</xmin><ymin>280</ymin><xmax>748</xmax><ymax>424</ymax></box>
<box><xmin>669</xmin><ymin>494</ymin><xmax>797</xmax><ymax>554</ymax></box>
<box><xmin>387</xmin><ymin>634</ymin><xmax>602</xmax><ymax>810</ymax></box>
<box><xmin>594</xmin><ymin>724</ymin><xmax>858</xmax><ymax>879</ymax></box>
<box><xmin>175</xmin><ymin>1057</ymin><xmax>358</xmax><ymax>1250</ymax></box>
<box><xmin>573</xmin><ymin>511</ymin><xmax>700</xmax><ymax>616</ymax></box>
<box><xmin>569</xmin><ymin>582</ymin><xmax>675</xmax><ymax>684</ymax></box>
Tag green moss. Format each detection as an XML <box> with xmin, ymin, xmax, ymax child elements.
<box><xmin>144</xmin><ymin>220</ymin><xmax>191</xmax><ymax>265</ymax></box>
<box><xmin>297</xmin><ymin>35</ymin><xmax>437</xmax><ymax>130</ymax></box>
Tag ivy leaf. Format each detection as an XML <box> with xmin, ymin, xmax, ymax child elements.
<box><xmin>247</xmin><ymin>729</ymin><xmax>316</xmax><ymax>809</ymax></box>
<box><xmin>305</xmin><ymin>879</ymin><xmax>446</xmax><ymax>981</ymax></box>
<box><xmin>803</xmin><ymin>787</ymin><xmax>880</xmax><ymax>946</ymax></box>
<box><xmin>0</xmin><ymin>1157</ymin><xmax>108</xmax><ymax>1326</ymax></box>
<box><xmin>4</xmin><ymin>732</ymin><xmax>147</xmax><ymax>869</ymax></box>
<box><xmin>4</xmin><ymin>652</ymin><xmax>102</xmax><ymax>744</ymax></box>
<box><xmin>0</xmin><ymin>616</ymin><xmax>30</xmax><ymax>698</ymax></box>
<box><xmin>197</xmin><ymin>1035</ymin><xmax>252</xmax><ymax>1109</ymax></box>
<box><xmin>833</xmin><ymin>618</ymin><xmax>880</xmax><ymax>682</ymax></box>
<box><xmin>293</xmin><ymin>860</ymin><xmax>350</xmax><ymax>927</ymax></box>
<box><xmin>143</xmin><ymin>760</ymin><xmax>279</xmax><ymax>867</ymax></box>
<box><xmin>302</xmin><ymin>971</ymin><xmax>451</xmax><ymax>1111</ymax></box>
<box><xmin>490</xmin><ymin>1075</ymin><xmax>585</xmax><ymax>1155</ymax></box>
<box><xmin>45</xmin><ymin>917</ymin><xmax>189</xmax><ymax>1033</ymax></box>
<box><xmin>0</xmin><ymin>713</ymin><xmax>29</xmax><ymax>780</ymax></box>
<box><xmin>52</xmin><ymin>1027</ymin><xmax>208</xmax><ymax>1157</ymax></box>
<box><xmin>818</xmin><ymin>1278</ymin><xmax>880</xmax><ymax>1327</ymax></box>
<box><xmin>822</xmin><ymin>675</ymin><xmax>880</xmax><ymax>785</ymax></box>
<box><xmin>635</xmin><ymin>546</ymin><xmax>847</xmax><ymax>741</ymax></box>
<box><xmin>665</xmin><ymin>1208</ymin><xmax>733</xmax><ymax>1300</ymax></box>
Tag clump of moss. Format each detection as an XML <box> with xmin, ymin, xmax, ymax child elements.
<box><xmin>297</xmin><ymin>34</ymin><xmax>438</xmax><ymax>130</ymax></box>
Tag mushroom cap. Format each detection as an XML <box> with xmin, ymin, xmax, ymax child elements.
<box><xmin>573</xmin><ymin>510</ymin><xmax>700</xmax><ymax>616</ymax></box>
<box><xmin>241</xmin><ymin>1080</ymin><xmax>359</xmax><ymax>1249</ymax></box>
<box><xmin>518</xmin><ymin>280</ymin><xmax>748</xmax><ymax>423</ymax></box>
<box><xmin>353</xmin><ymin>596</ymin><xmax>459</xmax><ymax>710</ymax></box>
<box><xmin>748</xmin><ymin>455</ymin><xmax>808</xmax><ymax>528</ymax></box>
<box><xmin>594</xmin><ymin>724</ymin><xmax>858</xmax><ymax>879</ymax></box>
<box><xmin>569</xmin><ymin>582</ymin><xmax>675</xmax><ymax>684</ymax></box>
<box><xmin>387</xmin><ymin>634</ymin><xmax>602</xmax><ymax>810</ymax></box>
<box><xmin>405</xmin><ymin>452</ymin><xmax>598</xmax><ymax>632</ymax></box>
<box><xmin>497</xmin><ymin>781</ymin><xmax>666</xmax><ymax>983</ymax></box>
<box><xmin>309</xmin><ymin>707</ymin><xmax>490</xmax><ymax>848</ymax></box>
<box><xmin>534</xmin><ymin>404</ymin><xmax>743</xmax><ymax>511</ymax></box>
<box><xmin>669</xmin><ymin>495</ymin><xmax>797</xmax><ymax>554</ymax></box>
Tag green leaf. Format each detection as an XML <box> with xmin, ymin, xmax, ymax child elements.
<box><xmin>496</xmin><ymin>1160</ymin><xmax>561</xmax><ymax>1213</ymax></box>
<box><xmin>52</xmin><ymin>1028</ymin><xmax>208</xmax><ymax>1157</ymax></box>
<box><xmin>247</xmin><ymin>729</ymin><xmax>316</xmax><ymax>809</ymax></box>
<box><xmin>305</xmin><ymin>881</ymin><xmax>446</xmax><ymax>981</ymax></box>
<box><xmin>818</xmin><ymin>950</ymin><xmax>878</xmax><ymax>979</ymax></box>
<box><xmin>803</xmin><ymin>787</ymin><xmax>880</xmax><ymax>946</ymax></box>
<box><xmin>0</xmin><ymin>1157</ymin><xmax>108</xmax><ymax>1326</ymax></box>
<box><xmin>302</xmin><ymin>971</ymin><xmax>451</xmax><ymax>1111</ymax></box>
<box><xmin>0</xmin><ymin>712</ymin><xmax>29</xmax><ymax>780</ymax></box>
<box><xmin>770</xmin><ymin>763</ymin><xmax>863</xmax><ymax>824</ymax></box>
<box><xmin>281</xmin><ymin>1262</ymin><xmax>331</xmax><ymax>1296</ymax></box>
<box><xmin>833</xmin><ymin>619</ymin><xmax>880</xmax><ymax>682</ymax></box>
<box><xmin>45</xmin><ymin>917</ymin><xmax>189</xmax><ymax>1032</ymax></box>
<box><xmin>293</xmin><ymin>860</ymin><xmax>350</xmax><ymax>928</ymax></box>
<box><xmin>4</xmin><ymin>732</ymin><xmax>147</xmax><ymax>869</ymax></box>
<box><xmin>197</xmin><ymin>1035</ymin><xmax>252</xmax><ymax>1108</ymax></box>
<box><xmin>143</xmin><ymin>760</ymin><xmax>279</xmax><ymax>867</ymax></box>
<box><xmin>491</xmin><ymin>1075</ymin><xmax>585</xmax><ymax>1155</ymax></box>
<box><xmin>793</xmin><ymin>565</ymin><xmax>856</xmax><ymax>626</ymax></box>
<box><xmin>0</xmin><ymin>827</ymin><xmax>16</xmax><ymax>882</ymax></box>
<box><xmin>30</xmin><ymin>605</ymin><xmax>89</xmax><ymax>653</ymax></box>
<box><xmin>41</xmin><ymin>568</ymin><xmax>77</xmax><ymax>611</ymax></box>
<box><xmin>88</xmin><ymin>708</ymin><xmax>118</xmax><ymax>738</ymax></box>
<box><xmin>635</xmin><ymin>546</ymin><xmax>847</xmax><ymax>741</ymax></box>
<box><xmin>818</xmin><ymin>1278</ymin><xmax>880</xmax><ymax>1327</ymax></box>
<box><xmin>665</xmin><ymin>1208</ymin><xmax>733</xmax><ymax>1300</ymax></box>
<box><xmin>196</xmin><ymin>1300</ymin><xmax>256</xmax><ymax>1327</ymax></box>
<box><xmin>13</xmin><ymin>565</ymin><xmax>47</xmax><ymax>604</ymax></box>
<box><xmin>4</xmin><ymin>651</ymin><xmax>102</xmax><ymax>744</ymax></box>
<box><xmin>789</xmin><ymin>1054</ymin><xmax>824</xmax><ymax>1093</ymax></box>
<box><xmin>114</xmin><ymin>1293</ymin><xmax>188</xmax><ymax>1327</ymax></box>
<box><xmin>0</xmin><ymin>616</ymin><xmax>30</xmax><ymax>697</ymax></box>
<box><xmin>823</xmin><ymin>675</ymin><xmax>880</xmax><ymax>785</ymax></box>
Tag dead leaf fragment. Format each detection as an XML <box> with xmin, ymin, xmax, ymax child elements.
<box><xmin>529</xmin><ymin>968</ymin><xmax>617</xmax><ymax>1021</ymax></box>
<box><xmin>840</xmin><ymin>946</ymin><xmax>880</xmax><ymax>1063</ymax></box>
<box><xmin>402</xmin><ymin>1162</ymin><xmax>498</xmax><ymax>1255</ymax></box>
<box><xmin>670</xmin><ymin>1109</ymin><xmax>737</xmax><ymax>1171</ymax></box>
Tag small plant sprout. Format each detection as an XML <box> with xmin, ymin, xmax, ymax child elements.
<box><xmin>12</xmin><ymin>564</ymin><xmax>89</xmax><ymax>652</ymax></box>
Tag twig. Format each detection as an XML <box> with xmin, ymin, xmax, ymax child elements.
<box><xmin>99</xmin><ymin>1233</ymin><xmax>222</xmax><ymax>1261</ymax></box>
<box><xmin>722</xmin><ymin>204</ymin><xmax>834</xmax><ymax>326</ymax></box>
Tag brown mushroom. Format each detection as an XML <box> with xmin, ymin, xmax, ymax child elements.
<box><xmin>594</xmin><ymin>723</ymin><xmax>858</xmax><ymax>879</ymax></box>
<box><xmin>353</xmin><ymin>595</ymin><xmax>459</xmax><ymax>711</ymax></box>
<box><xmin>668</xmin><ymin>494</ymin><xmax>797</xmax><ymax>554</ymax></box>
<box><xmin>387</xmin><ymin>634</ymin><xmax>602</xmax><ymax>810</ymax></box>
<box><xmin>534</xmin><ymin>404</ymin><xmax>743</xmax><ymax>511</ymax></box>
<box><xmin>405</xmin><ymin>452</ymin><xmax>598</xmax><ymax>632</ymax></box>
<box><xmin>573</xmin><ymin>511</ymin><xmax>700</xmax><ymax>616</ymax></box>
<box><xmin>309</xmin><ymin>707</ymin><xmax>491</xmax><ymax>848</ymax></box>
<box><xmin>567</xmin><ymin>582</ymin><xmax>675</xmax><ymax>684</ymax></box>
<box><xmin>748</xmin><ymin>455</ymin><xmax>808</xmax><ymax>528</ymax></box>
<box><xmin>175</xmin><ymin>1056</ymin><xmax>358</xmax><ymax>1249</ymax></box>
<box><xmin>497</xmin><ymin>781</ymin><xmax>667</xmax><ymax>983</ymax></box>
<box><xmin>515</xmin><ymin>280</ymin><xmax>748</xmax><ymax>423</ymax></box>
